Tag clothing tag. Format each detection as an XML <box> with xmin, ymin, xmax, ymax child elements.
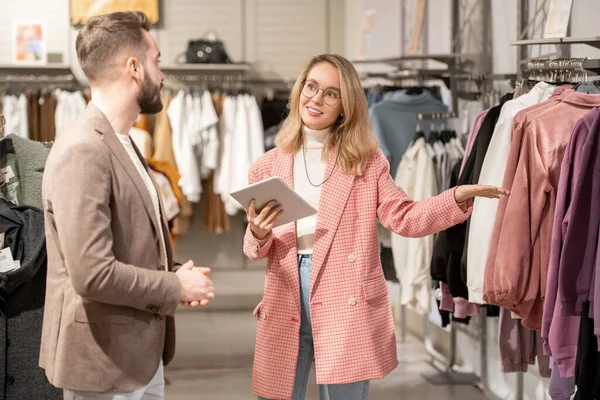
<box><xmin>0</xmin><ymin>248</ymin><xmax>15</xmax><ymax>272</ymax></box>
<box><xmin>0</xmin><ymin>233</ymin><xmax>4</xmax><ymax>249</ymax></box>
<box><xmin>0</xmin><ymin>166</ymin><xmax>15</xmax><ymax>182</ymax></box>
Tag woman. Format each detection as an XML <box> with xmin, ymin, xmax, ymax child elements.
<box><xmin>244</xmin><ymin>54</ymin><xmax>507</xmax><ymax>400</ymax></box>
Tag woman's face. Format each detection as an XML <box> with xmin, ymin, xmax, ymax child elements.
<box><xmin>299</xmin><ymin>62</ymin><xmax>343</xmax><ymax>130</ymax></box>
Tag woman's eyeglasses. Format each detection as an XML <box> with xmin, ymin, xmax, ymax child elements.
<box><xmin>301</xmin><ymin>81</ymin><xmax>341</xmax><ymax>106</ymax></box>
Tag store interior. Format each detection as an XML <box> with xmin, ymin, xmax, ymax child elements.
<box><xmin>3</xmin><ymin>0</ymin><xmax>600</xmax><ymax>399</ymax></box>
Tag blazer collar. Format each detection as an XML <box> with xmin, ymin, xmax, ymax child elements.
<box><xmin>87</xmin><ymin>103</ymin><xmax>163</xmax><ymax>248</ymax></box>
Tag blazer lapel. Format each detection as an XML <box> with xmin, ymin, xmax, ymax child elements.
<box><xmin>271</xmin><ymin>150</ymin><xmax>301</xmax><ymax>309</ymax></box>
<box><xmin>88</xmin><ymin>104</ymin><xmax>162</xmax><ymax>240</ymax></box>
<box><xmin>310</xmin><ymin>149</ymin><xmax>355</xmax><ymax>299</ymax></box>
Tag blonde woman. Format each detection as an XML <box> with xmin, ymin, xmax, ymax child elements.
<box><xmin>244</xmin><ymin>54</ymin><xmax>507</xmax><ymax>400</ymax></box>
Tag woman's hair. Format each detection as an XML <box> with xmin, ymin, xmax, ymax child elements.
<box><xmin>274</xmin><ymin>54</ymin><xmax>378</xmax><ymax>176</ymax></box>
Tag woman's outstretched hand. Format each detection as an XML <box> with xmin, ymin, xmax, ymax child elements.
<box><xmin>454</xmin><ymin>185</ymin><xmax>509</xmax><ymax>207</ymax></box>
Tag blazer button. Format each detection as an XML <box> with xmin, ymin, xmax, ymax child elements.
<box><xmin>7</xmin><ymin>376</ymin><xmax>14</xmax><ymax>385</ymax></box>
<box><xmin>262</xmin><ymin>313</ymin><xmax>267</xmax><ymax>320</ymax></box>
<box><xmin>348</xmin><ymin>254</ymin><xmax>356</xmax><ymax>263</ymax></box>
<box><xmin>348</xmin><ymin>297</ymin><xmax>357</xmax><ymax>306</ymax></box>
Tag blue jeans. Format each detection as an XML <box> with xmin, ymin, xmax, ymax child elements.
<box><xmin>259</xmin><ymin>255</ymin><xmax>370</xmax><ymax>400</ymax></box>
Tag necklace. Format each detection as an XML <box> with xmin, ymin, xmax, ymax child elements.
<box><xmin>302</xmin><ymin>134</ymin><xmax>343</xmax><ymax>187</ymax></box>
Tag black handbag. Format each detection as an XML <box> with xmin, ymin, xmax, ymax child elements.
<box><xmin>185</xmin><ymin>31</ymin><xmax>232</xmax><ymax>64</ymax></box>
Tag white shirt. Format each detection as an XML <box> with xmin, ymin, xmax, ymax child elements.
<box><xmin>294</xmin><ymin>125</ymin><xmax>329</xmax><ymax>254</ymax></box>
<box><xmin>391</xmin><ymin>137</ymin><xmax>438</xmax><ymax>313</ymax></box>
<box><xmin>466</xmin><ymin>82</ymin><xmax>556</xmax><ymax>304</ymax></box>
<box><xmin>116</xmin><ymin>132</ymin><xmax>168</xmax><ymax>267</ymax></box>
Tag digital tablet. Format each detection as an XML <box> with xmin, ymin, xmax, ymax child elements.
<box><xmin>230</xmin><ymin>177</ymin><xmax>317</xmax><ymax>227</ymax></box>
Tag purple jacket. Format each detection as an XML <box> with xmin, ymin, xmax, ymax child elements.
<box><xmin>543</xmin><ymin>108</ymin><xmax>598</xmax><ymax>379</ymax></box>
<box><xmin>559</xmin><ymin>107</ymin><xmax>600</xmax><ymax>316</ymax></box>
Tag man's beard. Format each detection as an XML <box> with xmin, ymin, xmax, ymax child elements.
<box><xmin>137</xmin><ymin>74</ymin><xmax>163</xmax><ymax>115</ymax></box>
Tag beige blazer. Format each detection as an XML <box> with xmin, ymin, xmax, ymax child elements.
<box><xmin>39</xmin><ymin>103</ymin><xmax>182</xmax><ymax>392</ymax></box>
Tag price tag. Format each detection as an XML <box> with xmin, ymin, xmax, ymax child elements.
<box><xmin>0</xmin><ymin>248</ymin><xmax>15</xmax><ymax>272</ymax></box>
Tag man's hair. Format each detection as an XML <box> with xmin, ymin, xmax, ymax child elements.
<box><xmin>76</xmin><ymin>11</ymin><xmax>151</xmax><ymax>83</ymax></box>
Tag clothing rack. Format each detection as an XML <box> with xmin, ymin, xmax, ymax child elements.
<box><xmin>0</xmin><ymin>65</ymin><xmax>79</xmax><ymax>89</ymax></box>
<box><xmin>524</xmin><ymin>57</ymin><xmax>600</xmax><ymax>81</ymax></box>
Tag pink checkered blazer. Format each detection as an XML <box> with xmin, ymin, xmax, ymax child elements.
<box><xmin>244</xmin><ymin>147</ymin><xmax>471</xmax><ymax>399</ymax></box>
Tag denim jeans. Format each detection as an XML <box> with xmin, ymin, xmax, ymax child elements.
<box><xmin>259</xmin><ymin>255</ymin><xmax>370</xmax><ymax>400</ymax></box>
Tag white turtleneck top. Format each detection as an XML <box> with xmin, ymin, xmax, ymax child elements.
<box><xmin>294</xmin><ymin>125</ymin><xmax>329</xmax><ymax>254</ymax></box>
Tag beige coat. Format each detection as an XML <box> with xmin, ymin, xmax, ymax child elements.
<box><xmin>39</xmin><ymin>104</ymin><xmax>182</xmax><ymax>392</ymax></box>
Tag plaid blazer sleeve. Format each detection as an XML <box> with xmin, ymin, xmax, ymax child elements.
<box><xmin>376</xmin><ymin>151</ymin><xmax>471</xmax><ymax>238</ymax></box>
<box><xmin>243</xmin><ymin>160</ymin><xmax>274</xmax><ymax>261</ymax></box>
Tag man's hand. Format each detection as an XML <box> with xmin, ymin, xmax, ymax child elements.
<box><xmin>176</xmin><ymin>260</ymin><xmax>215</xmax><ymax>307</ymax></box>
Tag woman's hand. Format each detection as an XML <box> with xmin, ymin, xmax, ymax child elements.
<box><xmin>247</xmin><ymin>200</ymin><xmax>283</xmax><ymax>240</ymax></box>
<box><xmin>455</xmin><ymin>185</ymin><xmax>509</xmax><ymax>207</ymax></box>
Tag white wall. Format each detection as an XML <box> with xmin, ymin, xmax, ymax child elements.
<box><xmin>0</xmin><ymin>0</ymin><xmax>346</xmax><ymax>81</ymax></box>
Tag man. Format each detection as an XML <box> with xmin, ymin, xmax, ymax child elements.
<box><xmin>40</xmin><ymin>11</ymin><xmax>214</xmax><ymax>399</ymax></box>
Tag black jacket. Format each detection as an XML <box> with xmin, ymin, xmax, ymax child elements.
<box><xmin>430</xmin><ymin>93</ymin><xmax>513</xmax><ymax>299</ymax></box>
<box><xmin>0</xmin><ymin>199</ymin><xmax>61</xmax><ymax>399</ymax></box>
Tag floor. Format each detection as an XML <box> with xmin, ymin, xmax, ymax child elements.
<box><xmin>164</xmin><ymin>309</ymin><xmax>487</xmax><ymax>399</ymax></box>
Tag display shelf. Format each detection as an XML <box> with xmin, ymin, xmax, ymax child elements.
<box><xmin>512</xmin><ymin>37</ymin><xmax>600</xmax><ymax>50</ymax></box>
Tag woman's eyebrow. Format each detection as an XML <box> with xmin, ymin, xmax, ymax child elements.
<box><xmin>306</xmin><ymin>78</ymin><xmax>340</xmax><ymax>91</ymax></box>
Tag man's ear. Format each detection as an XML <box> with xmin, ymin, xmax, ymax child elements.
<box><xmin>126</xmin><ymin>57</ymin><xmax>142</xmax><ymax>81</ymax></box>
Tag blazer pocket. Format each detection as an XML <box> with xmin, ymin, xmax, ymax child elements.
<box><xmin>75</xmin><ymin>298</ymin><xmax>136</xmax><ymax>324</ymax></box>
<box><xmin>362</xmin><ymin>276</ymin><xmax>387</xmax><ymax>305</ymax></box>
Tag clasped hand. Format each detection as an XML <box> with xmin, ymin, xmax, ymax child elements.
<box><xmin>176</xmin><ymin>260</ymin><xmax>216</xmax><ymax>307</ymax></box>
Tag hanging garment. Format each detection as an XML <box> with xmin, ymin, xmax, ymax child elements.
<box><xmin>152</xmin><ymin>93</ymin><xmax>193</xmax><ymax>237</ymax></box>
<box><xmin>370</xmin><ymin>90</ymin><xmax>447</xmax><ymax>178</ymax></box>
<box><xmin>54</xmin><ymin>90</ymin><xmax>86</xmax><ymax>139</ymax></box>
<box><xmin>214</xmin><ymin>95</ymin><xmax>236</xmax><ymax>202</ymax></box>
<box><xmin>391</xmin><ymin>137</ymin><xmax>438</xmax><ymax>312</ymax></box>
<box><xmin>485</xmin><ymin>90</ymin><xmax>600</xmax><ymax>330</ymax></box>
<box><xmin>0</xmin><ymin>134</ymin><xmax>50</xmax><ymax>209</ymax></box>
<box><xmin>26</xmin><ymin>91</ymin><xmax>41</xmax><ymax>142</ymax></box>
<box><xmin>167</xmin><ymin>91</ymin><xmax>202</xmax><ymax>202</ymax></box>
<box><xmin>198</xmin><ymin>90</ymin><xmax>220</xmax><ymax>178</ymax></box>
<box><xmin>498</xmin><ymin>307</ymin><xmax>551</xmax><ymax>377</ymax></box>
<box><xmin>557</xmin><ymin>108</ymin><xmax>600</xmax><ymax>322</ymax></box>
<box><xmin>2</xmin><ymin>94</ymin><xmax>29</xmax><ymax>139</ymax></box>
<box><xmin>467</xmin><ymin>82</ymin><xmax>556</xmax><ymax>304</ymax></box>
<box><xmin>543</xmin><ymin>110</ymin><xmax>596</xmax><ymax>381</ymax></box>
<box><xmin>483</xmin><ymin>86</ymin><xmax>573</xmax><ymax>310</ymax></box>
<box><xmin>39</xmin><ymin>91</ymin><xmax>57</xmax><ymax>143</ymax></box>
<box><xmin>0</xmin><ymin>199</ymin><xmax>62</xmax><ymax>400</ymax></box>
<box><xmin>459</xmin><ymin>109</ymin><xmax>489</xmax><ymax>174</ymax></box>
<box><xmin>431</xmin><ymin>94</ymin><xmax>511</xmax><ymax>299</ymax></box>
<box><xmin>203</xmin><ymin>92</ymin><xmax>230</xmax><ymax>234</ymax></box>
<box><xmin>573</xmin><ymin>302</ymin><xmax>600</xmax><ymax>399</ymax></box>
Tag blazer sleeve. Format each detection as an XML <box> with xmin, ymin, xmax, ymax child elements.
<box><xmin>243</xmin><ymin>163</ymin><xmax>274</xmax><ymax>261</ymax></box>
<box><xmin>376</xmin><ymin>153</ymin><xmax>471</xmax><ymax>238</ymax></box>
<box><xmin>51</xmin><ymin>142</ymin><xmax>182</xmax><ymax>316</ymax></box>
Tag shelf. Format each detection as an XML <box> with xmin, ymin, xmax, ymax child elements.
<box><xmin>353</xmin><ymin>53</ymin><xmax>479</xmax><ymax>69</ymax></box>
<box><xmin>161</xmin><ymin>63</ymin><xmax>252</xmax><ymax>73</ymax></box>
<box><xmin>0</xmin><ymin>64</ymin><xmax>77</xmax><ymax>84</ymax></box>
<box><xmin>512</xmin><ymin>37</ymin><xmax>600</xmax><ymax>50</ymax></box>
